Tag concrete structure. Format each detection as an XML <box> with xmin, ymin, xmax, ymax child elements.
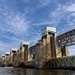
<box><xmin>13</xmin><ymin>50</ymin><xmax>19</xmax><ymax>67</ymax></box>
<box><xmin>29</xmin><ymin>45</ymin><xmax>36</xmax><ymax>61</ymax></box>
<box><xmin>5</xmin><ymin>52</ymin><xmax>10</xmax><ymax>66</ymax></box>
<box><xmin>35</xmin><ymin>40</ymin><xmax>42</xmax><ymax>68</ymax></box>
<box><xmin>56</xmin><ymin>41</ymin><xmax>69</xmax><ymax>58</ymax></box>
<box><xmin>0</xmin><ymin>56</ymin><xmax>2</xmax><ymax>66</ymax></box>
<box><xmin>29</xmin><ymin>40</ymin><xmax>42</xmax><ymax>68</ymax></box>
<box><xmin>38</xmin><ymin>27</ymin><xmax>56</xmax><ymax>68</ymax></box>
<box><xmin>20</xmin><ymin>42</ymin><xmax>29</xmax><ymax>63</ymax></box>
<box><xmin>1</xmin><ymin>55</ymin><xmax>5</xmax><ymax>66</ymax></box>
<box><xmin>13</xmin><ymin>42</ymin><xmax>29</xmax><ymax>67</ymax></box>
<box><xmin>43</xmin><ymin>56</ymin><xmax>75</xmax><ymax>69</ymax></box>
<box><xmin>42</xmin><ymin>27</ymin><xmax>56</xmax><ymax>58</ymax></box>
<box><xmin>0</xmin><ymin>27</ymin><xmax>71</xmax><ymax>69</ymax></box>
<box><xmin>8</xmin><ymin>48</ymin><xmax>17</xmax><ymax>66</ymax></box>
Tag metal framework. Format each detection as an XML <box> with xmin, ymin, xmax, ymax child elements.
<box><xmin>56</xmin><ymin>29</ymin><xmax>75</xmax><ymax>47</ymax></box>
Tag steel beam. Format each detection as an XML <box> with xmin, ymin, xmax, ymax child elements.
<box><xmin>57</xmin><ymin>29</ymin><xmax>75</xmax><ymax>46</ymax></box>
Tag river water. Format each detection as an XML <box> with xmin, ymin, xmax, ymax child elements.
<box><xmin>0</xmin><ymin>67</ymin><xmax>75</xmax><ymax>75</ymax></box>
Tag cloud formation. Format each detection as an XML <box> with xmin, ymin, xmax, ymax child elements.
<box><xmin>49</xmin><ymin>3</ymin><xmax>75</xmax><ymax>34</ymax></box>
<box><xmin>0</xmin><ymin>7</ymin><xmax>29</xmax><ymax>35</ymax></box>
<box><xmin>39</xmin><ymin>0</ymin><xmax>51</xmax><ymax>7</ymax></box>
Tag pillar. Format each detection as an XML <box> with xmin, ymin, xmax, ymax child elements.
<box><xmin>20</xmin><ymin>42</ymin><xmax>29</xmax><ymax>63</ymax></box>
<box><xmin>42</xmin><ymin>35</ymin><xmax>47</xmax><ymax>59</ymax></box>
<box><xmin>61</xmin><ymin>46</ymin><xmax>66</xmax><ymax>57</ymax></box>
<box><xmin>42</xmin><ymin>27</ymin><xmax>56</xmax><ymax>59</ymax></box>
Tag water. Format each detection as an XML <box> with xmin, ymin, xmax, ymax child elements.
<box><xmin>0</xmin><ymin>67</ymin><xmax>75</xmax><ymax>75</ymax></box>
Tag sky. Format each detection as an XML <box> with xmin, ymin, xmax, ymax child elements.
<box><xmin>0</xmin><ymin>0</ymin><xmax>75</xmax><ymax>56</ymax></box>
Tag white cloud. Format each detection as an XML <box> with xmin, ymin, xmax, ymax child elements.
<box><xmin>49</xmin><ymin>3</ymin><xmax>75</xmax><ymax>32</ymax></box>
<box><xmin>29</xmin><ymin>33</ymin><xmax>41</xmax><ymax>46</ymax></box>
<box><xmin>6</xmin><ymin>14</ymin><xmax>29</xmax><ymax>35</ymax></box>
<box><xmin>39</xmin><ymin>0</ymin><xmax>51</xmax><ymax>7</ymax></box>
<box><xmin>0</xmin><ymin>5</ymin><xmax>30</xmax><ymax>35</ymax></box>
<box><xmin>71</xmin><ymin>13</ymin><xmax>75</xmax><ymax>16</ymax></box>
<box><xmin>32</xmin><ymin>21</ymin><xmax>53</xmax><ymax>26</ymax></box>
<box><xmin>22</xmin><ymin>29</ymin><xmax>41</xmax><ymax>46</ymax></box>
<box><xmin>65</xmin><ymin>4</ymin><xmax>75</xmax><ymax>12</ymax></box>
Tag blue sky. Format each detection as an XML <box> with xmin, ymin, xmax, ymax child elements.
<box><xmin>0</xmin><ymin>0</ymin><xmax>75</xmax><ymax>55</ymax></box>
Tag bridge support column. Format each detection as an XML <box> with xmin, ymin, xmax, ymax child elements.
<box><xmin>50</xmin><ymin>33</ymin><xmax>56</xmax><ymax>58</ymax></box>
<box><xmin>61</xmin><ymin>46</ymin><xmax>66</xmax><ymax>57</ymax></box>
<box><xmin>46</xmin><ymin>34</ymin><xmax>52</xmax><ymax>58</ymax></box>
<box><xmin>20</xmin><ymin>42</ymin><xmax>29</xmax><ymax>64</ymax></box>
<box><xmin>42</xmin><ymin>27</ymin><xmax>56</xmax><ymax>60</ymax></box>
<box><xmin>36</xmin><ymin>27</ymin><xmax>56</xmax><ymax>68</ymax></box>
<box><xmin>42</xmin><ymin>35</ymin><xmax>47</xmax><ymax>58</ymax></box>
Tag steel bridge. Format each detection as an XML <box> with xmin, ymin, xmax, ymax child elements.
<box><xmin>57</xmin><ymin>28</ymin><xmax>75</xmax><ymax>47</ymax></box>
<box><xmin>43</xmin><ymin>28</ymin><xmax>75</xmax><ymax>69</ymax></box>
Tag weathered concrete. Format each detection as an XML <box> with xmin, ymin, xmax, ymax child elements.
<box><xmin>5</xmin><ymin>52</ymin><xmax>10</xmax><ymax>66</ymax></box>
<box><xmin>42</xmin><ymin>56</ymin><xmax>75</xmax><ymax>69</ymax></box>
<box><xmin>24</xmin><ymin>60</ymin><xmax>35</xmax><ymax>68</ymax></box>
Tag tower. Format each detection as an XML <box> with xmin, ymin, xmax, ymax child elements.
<box><xmin>42</xmin><ymin>27</ymin><xmax>56</xmax><ymax>60</ymax></box>
<box><xmin>10</xmin><ymin>48</ymin><xmax>17</xmax><ymax>65</ymax></box>
<box><xmin>20</xmin><ymin>42</ymin><xmax>29</xmax><ymax>63</ymax></box>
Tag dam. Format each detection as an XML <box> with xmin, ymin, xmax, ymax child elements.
<box><xmin>0</xmin><ymin>27</ymin><xmax>75</xmax><ymax>69</ymax></box>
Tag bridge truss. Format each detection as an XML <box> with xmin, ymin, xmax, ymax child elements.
<box><xmin>56</xmin><ymin>29</ymin><xmax>75</xmax><ymax>47</ymax></box>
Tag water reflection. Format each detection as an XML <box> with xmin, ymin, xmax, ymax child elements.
<box><xmin>0</xmin><ymin>67</ymin><xmax>75</xmax><ymax>75</ymax></box>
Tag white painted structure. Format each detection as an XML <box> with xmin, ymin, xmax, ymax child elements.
<box><xmin>20</xmin><ymin>42</ymin><xmax>29</xmax><ymax>47</ymax></box>
<box><xmin>42</xmin><ymin>27</ymin><xmax>56</xmax><ymax>36</ymax></box>
<box><xmin>5</xmin><ymin>52</ymin><xmax>10</xmax><ymax>55</ymax></box>
<box><xmin>2</xmin><ymin>54</ymin><xmax>5</xmax><ymax>57</ymax></box>
<box><xmin>11</xmin><ymin>48</ymin><xmax>17</xmax><ymax>52</ymax></box>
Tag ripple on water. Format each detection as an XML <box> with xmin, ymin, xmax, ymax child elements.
<box><xmin>0</xmin><ymin>67</ymin><xmax>75</xmax><ymax>75</ymax></box>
